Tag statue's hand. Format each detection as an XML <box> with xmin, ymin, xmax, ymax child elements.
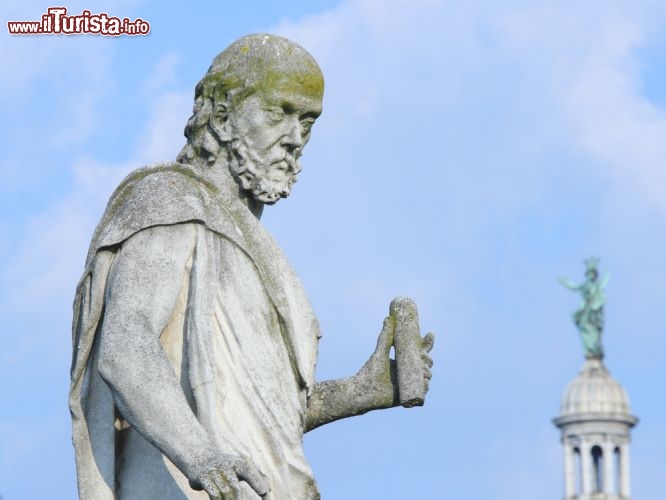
<box><xmin>355</xmin><ymin>317</ymin><xmax>434</xmax><ymax>409</ymax></box>
<box><xmin>189</xmin><ymin>452</ymin><xmax>270</xmax><ymax>500</ymax></box>
<box><xmin>559</xmin><ymin>276</ymin><xmax>580</xmax><ymax>291</ymax></box>
<box><xmin>304</xmin><ymin>306</ymin><xmax>434</xmax><ymax>431</ymax></box>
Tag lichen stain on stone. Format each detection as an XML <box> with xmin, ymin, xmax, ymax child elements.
<box><xmin>106</xmin><ymin>164</ymin><xmax>219</xmax><ymax>215</ymax></box>
<box><xmin>259</xmin><ymin>68</ymin><xmax>324</xmax><ymax>101</ymax></box>
<box><xmin>199</xmin><ymin>35</ymin><xmax>324</xmax><ymax>105</ymax></box>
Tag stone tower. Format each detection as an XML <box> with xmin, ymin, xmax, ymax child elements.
<box><xmin>555</xmin><ymin>259</ymin><xmax>637</xmax><ymax>499</ymax></box>
<box><xmin>553</xmin><ymin>359</ymin><xmax>637</xmax><ymax>499</ymax></box>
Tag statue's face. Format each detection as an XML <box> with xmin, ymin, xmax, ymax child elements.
<box><xmin>226</xmin><ymin>83</ymin><xmax>323</xmax><ymax>204</ymax></box>
<box><xmin>586</xmin><ymin>268</ymin><xmax>598</xmax><ymax>281</ymax></box>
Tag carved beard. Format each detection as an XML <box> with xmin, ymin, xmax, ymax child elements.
<box><xmin>227</xmin><ymin>137</ymin><xmax>302</xmax><ymax>205</ymax></box>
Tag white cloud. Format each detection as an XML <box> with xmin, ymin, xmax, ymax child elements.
<box><xmin>140</xmin><ymin>53</ymin><xmax>181</xmax><ymax>96</ymax></box>
<box><xmin>495</xmin><ymin>2</ymin><xmax>666</xmax><ymax>212</ymax></box>
<box><xmin>0</xmin><ymin>2</ymin><xmax>115</xmax><ymax>94</ymax></box>
<box><xmin>271</xmin><ymin>0</ymin><xmax>666</xmax><ymax>218</ymax></box>
<box><xmin>135</xmin><ymin>89</ymin><xmax>192</xmax><ymax>164</ymax></box>
<box><xmin>0</xmin><ymin>56</ymin><xmax>193</xmax><ymax>366</ymax></box>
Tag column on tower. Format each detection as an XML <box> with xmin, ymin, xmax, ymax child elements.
<box><xmin>563</xmin><ymin>440</ymin><xmax>576</xmax><ymax>498</ymax></box>
<box><xmin>603</xmin><ymin>441</ymin><xmax>614</xmax><ymax>494</ymax></box>
<box><xmin>620</xmin><ymin>442</ymin><xmax>631</xmax><ymax>497</ymax></box>
<box><xmin>580</xmin><ymin>440</ymin><xmax>592</xmax><ymax>495</ymax></box>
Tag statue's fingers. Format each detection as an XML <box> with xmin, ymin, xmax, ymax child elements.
<box><xmin>210</xmin><ymin>467</ymin><xmax>243</xmax><ymax>500</ymax></box>
<box><xmin>201</xmin><ymin>473</ymin><xmax>226</xmax><ymax>500</ymax></box>
<box><xmin>422</xmin><ymin>332</ymin><xmax>435</xmax><ymax>352</ymax></box>
<box><xmin>200</xmin><ymin>476</ymin><xmax>221</xmax><ymax>499</ymax></box>
<box><xmin>421</xmin><ymin>352</ymin><xmax>434</xmax><ymax>368</ymax></box>
<box><xmin>234</xmin><ymin>458</ymin><xmax>270</xmax><ymax>497</ymax></box>
<box><xmin>423</xmin><ymin>365</ymin><xmax>432</xmax><ymax>380</ymax></box>
<box><xmin>219</xmin><ymin>472</ymin><xmax>241</xmax><ymax>500</ymax></box>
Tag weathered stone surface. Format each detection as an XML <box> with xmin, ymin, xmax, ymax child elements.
<box><xmin>392</xmin><ymin>297</ymin><xmax>427</xmax><ymax>407</ymax></box>
<box><xmin>70</xmin><ymin>33</ymin><xmax>434</xmax><ymax>500</ymax></box>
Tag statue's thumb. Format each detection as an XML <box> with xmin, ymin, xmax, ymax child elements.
<box><xmin>374</xmin><ymin>316</ymin><xmax>394</xmax><ymax>358</ymax></box>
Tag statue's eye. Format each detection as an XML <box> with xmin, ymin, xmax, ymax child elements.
<box><xmin>300</xmin><ymin>117</ymin><xmax>315</xmax><ymax>134</ymax></box>
<box><xmin>265</xmin><ymin>107</ymin><xmax>285</xmax><ymax>123</ymax></box>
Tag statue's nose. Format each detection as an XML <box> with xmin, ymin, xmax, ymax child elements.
<box><xmin>281</xmin><ymin>117</ymin><xmax>304</xmax><ymax>149</ymax></box>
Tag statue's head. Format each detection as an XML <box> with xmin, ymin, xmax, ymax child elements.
<box><xmin>584</xmin><ymin>257</ymin><xmax>599</xmax><ymax>281</ymax></box>
<box><xmin>177</xmin><ymin>34</ymin><xmax>324</xmax><ymax>204</ymax></box>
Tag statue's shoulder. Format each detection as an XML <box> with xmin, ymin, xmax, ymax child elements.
<box><xmin>86</xmin><ymin>162</ymin><xmax>221</xmax><ymax>265</ymax></box>
<box><xmin>109</xmin><ymin>162</ymin><xmax>218</xmax><ymax>208</ymax></box>
<box><xmin>102</xmin><ymin>161</ymin><xmax>219</xmax><ymax>228</ymax></box>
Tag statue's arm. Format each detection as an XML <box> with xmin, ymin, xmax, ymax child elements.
<box><xmin>304</xmin><ymin>318</ymin><xmax>434</xmax><ymax>433</ymax></box>
<box><xmin>96</xmin><ymin>224</ymin><xmax>268</xmax><ymax>498</ymax></box>
<box><xmin>559</xmin><ymin>277</ymin><xmax>580</xmax><ymax>291</ymax></box>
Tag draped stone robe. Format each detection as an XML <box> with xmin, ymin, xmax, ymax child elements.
<box><xmin>69</xmin><ymin>163</ymin><xmax>322</xmax><ymax>499</ymax></box>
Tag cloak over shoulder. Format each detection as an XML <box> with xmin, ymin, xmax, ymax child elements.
<box><xmin>69</xmin><ymin>163</ymin><xmax>321</xmax><ymax>498</ymax></box>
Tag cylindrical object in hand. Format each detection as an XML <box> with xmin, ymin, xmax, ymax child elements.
<box><xmin>391</xmin><ymin>297</ymin><xmax>424</xmax><ymax>408</ymax></box>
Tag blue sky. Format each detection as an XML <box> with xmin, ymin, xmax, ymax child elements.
<box><xmin>2</xmin><ymin>0</ymin><xmax>666</xmax><ymax>498</ymax></box>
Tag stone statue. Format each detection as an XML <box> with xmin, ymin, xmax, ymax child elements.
<box><xmin>69</xmin><ymin>34</ymin><xmax>434</xmax><ymax>500</ymax></box>
<box><xmin>559</xmin><ymin>257</ymin><xmax>609</xmax><ymax>359</ymax></box>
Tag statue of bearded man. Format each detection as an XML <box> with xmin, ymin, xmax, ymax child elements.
<box><xmin>69</xmin><ymin>34</ymin><xmax>434</xmax><ymax>500</ymax></box>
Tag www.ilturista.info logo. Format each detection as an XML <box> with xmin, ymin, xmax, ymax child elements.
<box><xmin>7</xmin><ymin>7</ymin><xmax>151</xmax><ymax>36</ymax></box>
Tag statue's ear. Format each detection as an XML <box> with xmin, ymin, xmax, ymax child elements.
<box><xmin>209</xmin><ymin>100</ymin><xmax>233</xmax><ymax>142</ymax></box>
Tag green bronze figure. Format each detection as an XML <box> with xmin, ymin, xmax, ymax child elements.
<box><xmin>560</xmin><ymin>258</ymin><xmax>609</xmax><ymax>359</ymax></box>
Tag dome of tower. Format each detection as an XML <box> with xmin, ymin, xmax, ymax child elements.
<box><xmin>559</xmin><ymin>358</ymin><xmax>632</xmax><ymax>417</ymax></box>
